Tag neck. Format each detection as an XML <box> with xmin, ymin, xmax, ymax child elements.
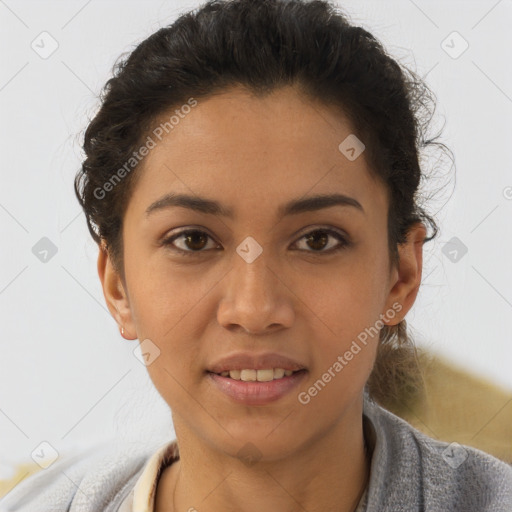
<box><xmin>155</xmin><ymin>400</ymin><xmax>372</xmax><ymax>512</ymax></box>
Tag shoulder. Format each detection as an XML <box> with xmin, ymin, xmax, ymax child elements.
<box><xmin>363</xmin><ymin>395</ymin><xmax>512</xmax><ymax>511</ymax></box>
<box><xmin>0</xmin><ymin>440</ymin><xmax>154</xmax><ymax>512</ymax></box>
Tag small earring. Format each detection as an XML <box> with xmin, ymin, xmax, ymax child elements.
<box><xmin>121</xmin><ymin>327</ymin><xmax>125</xmax><ymax>336</ymax></box>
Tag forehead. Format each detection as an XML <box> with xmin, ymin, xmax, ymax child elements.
<box><xmin>127</xmin><ymin>85</ymin><xmax>388</xmax><ymax>219</ymax></box>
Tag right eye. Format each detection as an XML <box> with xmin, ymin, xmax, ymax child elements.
<box><xmin>161</xmin><ymin>229</ymin><xmax>221</xmax><ymax>256</ymax></box>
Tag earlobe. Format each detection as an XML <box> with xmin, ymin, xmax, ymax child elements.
<box><xmin>97</xmin><ymin>242</ymin><xmax>137</xmax><ymax>339</ymax></box>
<box><xmin>382</xmin><ymin>222</ymin><xmax>426</xmax><ymax>326</ymax></box>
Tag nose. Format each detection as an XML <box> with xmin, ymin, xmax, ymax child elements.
<box><xmin>217</xmin><ymin>247</ymin><xmax>295</xmax><ymax>335</ymax></box>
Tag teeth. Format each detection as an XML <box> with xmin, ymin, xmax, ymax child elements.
<box><xmin>274</xmin><ymin>368</ymin><xmax>285</xmax><ymax>379</ymax></box>
<box><xmin>241</xmin><ymin>369</ymin><xmax>257</xmax><ymax>381</ymax></box>
<box><xmin>218</xmin><ymin>368</ymin><xmax>298</xmax><ymax>381</ymax></box>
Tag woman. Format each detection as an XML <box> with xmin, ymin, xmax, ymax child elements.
<box><xmin>3</xmin><ymin>0</ymin><xmax>511</xmax><ymax>511</ymax></box>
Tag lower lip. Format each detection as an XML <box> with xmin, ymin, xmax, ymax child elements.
<box><xmin>207</xmin><ymin>370</ymin><xmax>308</xmax><ymax>405</ymax></box>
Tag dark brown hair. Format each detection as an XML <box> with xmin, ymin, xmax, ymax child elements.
<box><xmin>74</xmin><ymin>0</ymin><xmax>453</xmax><ymax>412</ymax></box>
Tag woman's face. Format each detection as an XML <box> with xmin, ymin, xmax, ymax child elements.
<box><xmin>99</xmin><ymin>85</ymin><xmax>424</xmax><ymax>460</ymax></box>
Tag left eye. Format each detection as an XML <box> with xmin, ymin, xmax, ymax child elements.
<box><xmin>161</xmin><ymin>228</ymin><xmax>350</xmax><ymax>255</ymax></box>
<box><xmin>291</xmin><ymin>228</ymin><xmax>350</xmax><ymax>253</ymax></box>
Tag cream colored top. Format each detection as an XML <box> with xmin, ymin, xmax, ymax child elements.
<box><xmin>117</xmin><ymin>439</ymin><xmax>179</xmax><ymax>512</ymax></box>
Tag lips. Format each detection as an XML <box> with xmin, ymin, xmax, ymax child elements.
<box><xmin>208</xmin><ymin>369</ymin><xmax>308</xmax><ymax>405</ymax></box>
<box><xmin>206</xmin><ymin>352</ymin><xmax>307</xmax><ymax>375</ymax></box>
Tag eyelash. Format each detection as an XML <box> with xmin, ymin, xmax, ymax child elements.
<box><xmin>160</xmin><ymin>227</ymin><xmax>351</xmax><ymax>257</ymax></box>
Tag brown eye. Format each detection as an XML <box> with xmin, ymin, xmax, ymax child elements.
<box><xmin>162</xmin><ymin>227</ymin><xmax>350</xmax><ymax>257</ymax></box>
<box><xmin>162</xmin><ymin>229</ymin><xmax>219</xmax><ymax>255</ymax></box>
<box><xmin>305</xmin><ymin>231</ymin><xmax>329</xmax><ymax>251</ymax></box>
<box><xmin>182</xmin><ymin>231</ymin><xmax>208</xmax><ymax>250</ymax></box>
<box><xmin>292</xmin><ymin>228</ymin><xmax>350</xmax><ymax>253</ymax></box>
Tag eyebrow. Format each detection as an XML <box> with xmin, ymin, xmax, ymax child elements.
<box><xmin>145</xmin><ymin>192</ymin><xmax>365</xmax><ymax>218</ymax></box>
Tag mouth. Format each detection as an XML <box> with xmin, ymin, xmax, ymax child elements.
<box><xmin>206</xmin><ymin>369</ymin><xmax>308</xmax><ymax>405</ymax></box>
<box><xmin>208</xmin><ymin>368</ymin><xmax>306</xmax><ymax>382</ymax></box>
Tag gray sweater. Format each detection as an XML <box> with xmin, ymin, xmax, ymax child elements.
<box><xmin>1</xmin><ymin>393</ymin><xmax>511</xmax><ymax>511</ymax></box>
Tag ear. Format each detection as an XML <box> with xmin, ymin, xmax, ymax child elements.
<box><xmin>97</xmin><ymin>241</ymin><xmax>137</xmax><ymax>339</ymax></box>
<box><xmin>382</xmin><ymin>222</ymin><xmax>427</xmax><ymax>325</ymax></box>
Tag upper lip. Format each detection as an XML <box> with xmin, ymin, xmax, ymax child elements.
<box><xmin>207</xmin><ymin>352</ymin><xmax>307</xmax><ymax>374</ymax></box>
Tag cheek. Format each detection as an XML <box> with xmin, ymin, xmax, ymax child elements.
<box><xmin>125</xmin><ymin>254</ymin><xmax>213</xmax><ymax>338</ymax></box>
<box><xmin>309</xmin><ymin>296</ymin><xmax>381</xmax><ymax>389</ymax></box>
<box><xmin>301</xmin><ymin>260</ymin><xmax>387</xmax><ymax>384</ymax></box>
<box><xmin>138</xmin><ymin>309</ymin><xmax>207</xmax><ymax>415</ymax></box>
<box><xmin>302</xmin><ymin>262</ymin><xmax>388</xmax><ymax>339</ymax></box>
<box><xmin>297</xmin><ymin>290</ymin><xmax>381</xmax><ymax>412</ymax></box>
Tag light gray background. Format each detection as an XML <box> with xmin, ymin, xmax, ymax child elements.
<box><xmin>1</xmin><ymin>0</ymin><xmax>511</xmax><ymax>480</ymax></box>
